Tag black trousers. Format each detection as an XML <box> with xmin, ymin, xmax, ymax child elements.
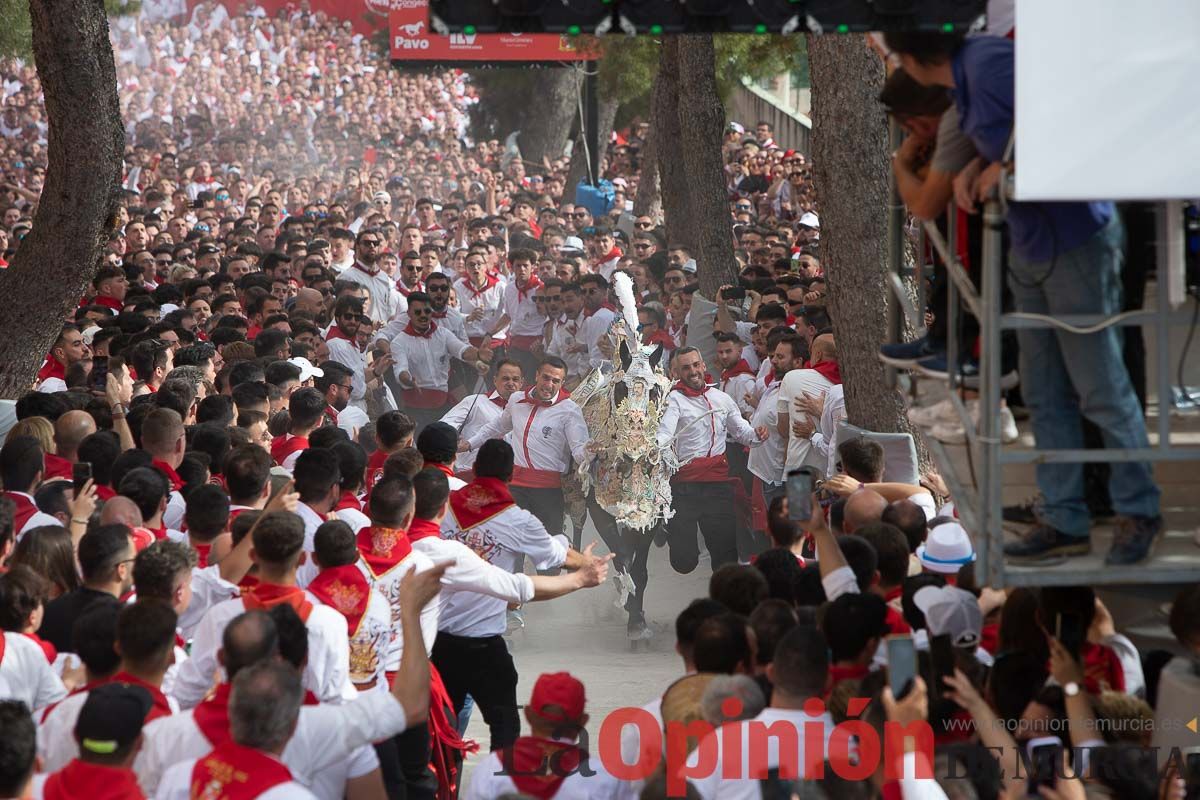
<box><xmin>404</xmin><ymin>403</ymin><xmax>451</xmax><ymax>436</ymax></box>
<box><xmin>431</xmin><ymin>632</ymin><xmax>520</xmax><ymax>752</ymax></box>
<box><xmin>665</xmin><ymin>480</ymin><xmax>738</xmax><ymax>573</ymax></box>
<box><xmin>588</xmin><ymin>494</ymin><xmax>655</xmax><ymax>618</ymax></box>
<box><xmin>510</xmin><ymin>485</ymin><xmax>565</xmax><ymax>538</ymax></box>
<box><xmin>374</xmin><ymin>721</ymin><xmax>435</xmax><ymax>800</ymax></box>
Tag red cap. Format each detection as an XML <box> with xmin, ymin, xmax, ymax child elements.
<box><xmin>784</xmin><ymin>149</ymin><xmax>797</xmax><ymax>158</ymax></box>
<box><xmin>528</xmin><ymin>672</ymin><xmax>586</xmax><ymax>723</ymax></box>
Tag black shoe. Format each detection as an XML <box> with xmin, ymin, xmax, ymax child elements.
<box><xmin>1003</xmin><ymin>495</ymin><xmax>1042</xmax><ymax>525</ymax></box>
<box><xmin>1004</xmin><ymin>523</ymin><xmax>1091</xmax><ymax>563</ymax></box>
<box><xmin>1105</xmin><ymin>515</ymin><xmax>1164</xmax><ymax>566</ymax></box>
<box><xmin>653</xmin><ymin>527</ymin><xmax>668</xmax><ymax>548</ymax></box>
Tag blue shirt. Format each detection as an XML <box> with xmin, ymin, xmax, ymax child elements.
<box><xmin>952</xmin><ymin>36</ymin><xmax>1112</xmax><ymax>262</ymax></box>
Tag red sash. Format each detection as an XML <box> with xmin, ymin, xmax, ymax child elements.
<box><xmin>110</xmin><ymin>671</ymin><xmax>174</xmax><ymax>722</ymax></box>
<box><xmin>508</xmin><ymin>334</ymin><xmax>541</xmax><ymax>351</ymax></box>
<box><xmin>406</xmin><ymin>518</ymin><xmax>442</xmax><ymax>543</ymax></box>
<box><xmin>3</xmin><ymin>492</ymin><xmax>38</xmax><ymax>535</ymax></box>
<box><xmin>43</xmin><ymin>760</ymin><xmax>146</xmax><ymax>800</ymax></box>
<box><xmin>672</xmin><ymin>455</ymin><xmax>729</xmax><ymax>483</ymax></box>
<box><xmin>152</xmin><ymin>459</ymin><xmax>184</xmax><ymax>492</ymax></box>
<box><xmin>355</xmin><ymin>526</ymin><xmax>414</xmax><ymax>578</ymax></box>
<box><xmin>449</xmin><ymin>478</ymin><xmax>516</xmax><ymax>530</ymax></box>
<box><xmin>37</xmin><ymin>358</ymin><xmax>67</xmax><ymax>384</ymax></box>
<box><xmin>428</xmin><ymin>664</ymin><xmax>478</xmax><ymax>799</ymax></box>
<box><xmin>270</xmin><ymin>434</ymin><xmax>309</xmax><ymax>466</ymax></box>
<box><xmin>402</xmin><ymin>387</ymin><xmax>450</xmax><ymax>408</ymax></box>
<box><xmin>511</xmin><ymin>466</ymin><xmax>562</xmax><ymax>489</ymax></box>
<box><xmin>506</xmin><ymin>738</ymin><xmax>584</xmax><ymax>800</ymax></box>
<box><xmin>43</xmin><ymin>453</ymin><xmax>73</xmax><ymax>481</ymax></box>
<box><xmin>193</xmin><ymin>682</ymin><xmax>233</xmax><ymax>747</ymax></box>
<box><xmin>334</xmin><ymin>490</ymin><xmax>362</xmax><ymax>512</ymax></box>
<box><xmin>307</xmin><ymin>565</ymin><xmax>370</xmax><ymax>636</ymax></box>
<box><xmin>190</xmin><ymin>741</ymin><xmax>293</xmax><ymax>799</ymax></box>
<box><xmin>240</xmin><ymin>583</ymin><xmax>313</xmax><ymax>623</ymax></box>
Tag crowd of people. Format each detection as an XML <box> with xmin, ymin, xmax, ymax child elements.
<box><xmin>0</xmin><ymin>1</ymin><xmax>1189</xmax><ymax>799</ymax></box>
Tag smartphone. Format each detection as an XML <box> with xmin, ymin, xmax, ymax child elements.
<box><xmin>786</xmin><ymin>467</ymin><xmax>819</xmax><ymax>522</ymax></box>
<box><xmin>1025</xmin><ymin>736</ymin><xmax>1062</xmax><ymax>796</ymax></box>
<box><xmin>886</xmin><ymin>634</ymin><xmax>916</xmax><ymax>700</ymax></box>
<box><xmin>73</xmin><ymin>462</ymin><xmax>92</xmax><ymax>496</ymax></box>
<box><xmin>929</xmin><ymin>633</ymin><xmax>956</xmax><ymax>702</ymax></box>
<box><xmin>91</xmin><ymin>356</ymin><xmax>109</xmax><ymax>393</ymax></box>
<box><xmin>723</xmin><ymin>286</ymin><xmax>748</xmax><ymax>301</ymax></box>
<box><xmin>1056</xmin><ymin>612</ymin><xmax>1086</xmax><ymax>661</ymax></box>
<box><xmin>1184</xmin><ymin>751</ymin><xmax>1200</xmax><ymax>800</ymax></box>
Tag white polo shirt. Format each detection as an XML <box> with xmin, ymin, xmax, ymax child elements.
<box><xmin>454</xmin><ymin>276</ymin><xmax>507</xmax><ymax>342</ymax></box>
<box><xmin>465</xmin><ymin>390</ymin><xmax>589</xmax><ymax>487</ymax></box>
<box><xmin>388</xmin><ymin>322</ymin><xmax>470</xmax><ymax>395</ymax></box>
<box><xmin>439</xmin><ymin>392</ymin><xmax>508</xmax><ymax>472</ymax></box>
<box><xmin>338</xmin><ymin>262</ymin><xmax>406</xmax><ymax>324</ymax></box>
<box><xmin>0</xmin><ymin>632</ymin><xmax>66</xmax><ymax>713</ymax></box>
<box><xmin>656</xmin><ymin>387</ymin><xmax>761</xmax><ymax>466</ymax></box>
<box><xmin>502</xmin><ymin>279</ymin><xmax>547</xmax><ymax>340</ymax></box>
<box><xmin>748</xmin><ymin>379</ymin><xmax>786</xmax><ymax>485</ymax></box>
<box><xmin>547</xmin><ymin>312</ymin><xmax>590</xmax><ymax>379</ymax></box>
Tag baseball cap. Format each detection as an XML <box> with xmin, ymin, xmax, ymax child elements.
<box><xmin>913</xmin><ymin>585</ymin><xmax>983</xmax><ymax>648</ymax></box>
<box><xmin>727</xmin><ymin>121</ymin><xmax>745</xmax><ymax>135</ymax></box>
<box><xmin>560</xmin><ymin>236</ymin><xmax>585</xmax><ymax>255</ymax></box>
<box><xmin>799</xmin><ymin>212</ymin><xmax>820</xmax><ymax>229</ymax></box>
<box><xmin>528</xmin><ymin>672</ymin><xmax>586</xmax><ymax>724</ymax></box>
<box><xmin>198</xmin><ymin>244</ymin><xmax>221</xmax><ymax>256</ymax></box>
<box><xmin>681</xmin><ymin>258</ymin><xmax>698</xmax><ymax>275</ymax></box>
<box><xmin>74</xmin><ymin>683</ymin><xmax>153</xmax><ymax>755</ymax></box>
<box><xmin>916</xmin><ymin>522</ymin><xmax>976</xmax><ymax>575</ymax></box>
<box><xmin>373</xmin><ymin>191</ymin><xmax>391</xmax><ymax>205</ymax></box>
<box><xmin>287</xmin><ymin>357</ymin><xmax>324</xmax><ymax>383</ymax></box>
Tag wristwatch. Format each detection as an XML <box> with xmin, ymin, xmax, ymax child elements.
<box><xmin>1063</xmin><ymin>681</ymin><xmax>1081</xmax><ymax>697</ymax></box>
<box><xmin>110</xmin><ymin>402</ymin><xmax>128</xmax><ymax>416</ymax></box>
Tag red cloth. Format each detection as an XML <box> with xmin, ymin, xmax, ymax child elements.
<box><xmin>355</xmin><ymin>526</ymin><xmax>414</xmax><ymax>578</ymax></box>
<box><xmin>43</xmin><ymin>453</ymin><xmax>73</xmax><ymax>481</ymax></box>
<box><xmin>270</xmin><ymin>434</ymin><xmax>309</xmax><ymax>466</ymax></box>
<box><xmin>193</xmin><ymin>543</ymin><xmax>212</xmax><ymax>569</ymax></box>
<box><xmin>307</xmin><ymin>565</ymin><xmax>371</xmax><ymax>637</ymax></box>
<box><xmin>428</xmin><ymin>664</ymin><xmax>478</xmax><ymax>799</ymax></box>
<box><xmin>366</xmin><ymin>449</ymin><xmax>390</xmax><ymax>492</ymax></box>
<box><xmin>671</xmin><ymin>381</ymin><xmax>708</xmax><ymax>399</ymax></box>
<box><xmin>37</xmin><ymin>358</ymin><xmax>67</xmax><ymax>384</ymax></box>
<box><xmin>461</xmin><ymin>274</ymin><xmax>500</xmax><ymax>299</ymax></box>
<box><xmin>241</xmin><ymin>583</ymin><xmax>314</xmax><ymax>623</ymax></box>
<box><xmin>1081</xmin><ymin>642</ymin><xmax>1126</xmax><ymax>694</ymax></box>
<box><xmin>516</xmin><ymin>275</ymin><xmax>543</xmax><ymax>303</ymax></box>
<box><xmin>403</xmin><ymin>320</ymin><xmax>437</xmax><ymax>339</ymax></box>
<box><xmin>43</xmin><ymin>760</ymin><xmax>146</xmax><ymax>800</ymax></box>
<box><xmin>190</xmin><ymin>741</ymin><xmax>293</xmax><ymax>799</ymax></box>
<box><xmin>720</xmin><ymin>359</ymin><xmax>756</xmax><ymax>381</ymax></box>
<box><xmin>402</xmin><ymin>387</ymin><xmax>450</xmax><ymax>408</ymax></box>
<box><xmin>334</xmin><ymin>490</ymin><xmax>361</xmax><ymax>513</ymax></box>
<box><xmin>642</xmin><ymin>329</ymin><xmax>676</xmax><ymax>351</ymax></box>
<box><xmin>2</xmin><ymin>492</ymin><xmax>38</xmax><ymax>535</ymax></box>
<box><xmin>407</xmin><ymin>518</ymin><xmax>442</xmax><ymax>543</ymax></box>
<box><xmin>672</xmin><ymin>455</ymin><xmax>729</xmax><ymax>484</ymax></box>
<box><xmin>93</xmin><ymin>295</ymin><xmax>124</xmax><ymax>312</ymax></box>
<box><xmin>23</xmin><ymin>632</ymin><xmax>57</xmax><ymax>663</ymax></box>
<box><xmin>506</xmin><ymin>738</ymin><xmax>584</xmax><ymax>799</ymax></box>
<box><xmin>519</xmin><ymin>389</ymin><xmax>570</xmax><ymax>408</ymax></box>
<box><xmin>95</xmin><ymin>484</ymin><xmax>117</xmax><ymax>501</ymax></box>
<box><xmin>193</xmin><ymin>682</ymin><xmax>233</xmax><ymax>747</ymax></box>
<box><xmin>326</xmin><ymin>325</ymin><xmax>362</xmax><ymax>350</ymax></box>
<box><xmin>449</xmin><ymin>477</ymin><xmax>516</xmax><ymax>530</ymax></box>
<box><xmin>810</xmin><ymin>359</ymin><xmax>842</xmax><ymax>385</ymax></box>
<box><xmin>979</xmin><ymin>623</ymin><xmax>999</xmax><ymax>655</ymax></box>
<box><xmin>425</xmin><ymin>462</ymin><xmax>455</xmax><ymax>481</ymax></box>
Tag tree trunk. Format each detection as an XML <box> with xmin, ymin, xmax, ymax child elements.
<box><xmin>807</xmin><ymin>35</ymin><xmax>926</xmax><ymax>454</ymax></box>
<box><xmin>565</xmin><ymin>88</ymin><xmax>618</xmax><ymax>192</ymax></box>
<box><xmin>0</xmin><ymin>0</ymin><xmax>124</xmax><ymax>399</ymax></box>
<box><xmin>652</xmin><ymin>37</ymin><xmax>692</xmax><ymax>253</ymax></box>
<box><xmin>632</xmin><ymin>107</ymin><xmax>662</xmax><ymax>220</ymax></box>
<box><xmin>516</xmin><ymin>68</ymin><xmax>582</xmax><ymax>165</ymax></box>
<box><xmin>675</xmin><ymin>34</ymin><xmax>739</xmax><ymax>298</ymax></box>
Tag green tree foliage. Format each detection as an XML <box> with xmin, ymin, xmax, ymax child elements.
<box><xmin>0</xmin><ymin>0</ymin><xmax>138</xmax><ymax>57</ymax></box>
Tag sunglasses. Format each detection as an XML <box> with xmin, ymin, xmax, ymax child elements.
<box><xmin>360</xmin><ymin>240</ymin><xmax>381</xmax><ymax>247</ymax></box>
<box><xmin>571</xmin><ymin>211</ymin><xmax>590</xmax><ymax>218</ymax></box>
<box><xmin>410</xmin><ymin>308</ymin><xmax>431</xmax><ymax>316</ymax></box>
<box><xmin>634</xmin><ymin>221</ymin><xmax>654</xmax><ymax>229</ymax></box>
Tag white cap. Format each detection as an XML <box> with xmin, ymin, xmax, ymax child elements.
<box><xmin>916</xmin><ymin>522</ymin><xmax>976</xmax><ymax>575</ymax></box>
<box><xmin>288</xmin><ymin>357</ymin><xmax>324</xmax><ymax>383</ymax></box>
<box><xmin>913</xmin><ymin>585</ymin><xmax>983</xmax><ymax>648</ymax></box>
<box><xmin>561</xmin><ymin>236</ymin><xmax>585</xmax><ymax>254</ymax></box>
<box><xmin>681</xmin><ymin>258</ymin><xmax>698</xmax><ymax>274</ymax></box>
<box><xmin>728</xmin><ymin>121</ymin><xmax>745</xmax><ymax>134</ymax></box>
<box><xmin>159</xmin><ymin>303</ymin><xmax>180</xmax><ymax>316</ymax></box>
<box><xmin>799</xmin><ymin>212</ymin><xmax>820</xmax><ymax>228</ymax></box>
<box><xmin>372</xmin><ymin>191</ymin><xmax>391</xmax><ymax>205</ymax></box>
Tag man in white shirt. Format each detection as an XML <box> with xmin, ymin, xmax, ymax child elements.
<box><xmin>1</xmin><ymin>437</ymin><xmax>64</xmax><ymax>539</ymax></box>
<box><xmin>0</xmin><ymin>630</ymin><xmax>65</xmax><ymax>715</ymax></box>
<box><xmin>777</xmin><ymin>333</ymin><xmax>841</xmax><ymax>476</ymax></box>
<box><xmin>454</xmin><ymin>249</ymin><xmax>506</xmax><ymax>348</ymax></box>
<box><xmin>338</xmin><ymin>228</ymin><xmax>405</xmax><ymax>325</ymax></box>
<box><xmin>657</xmin><ymin>347</ymin><xmax>767</xmax><ymax>575</ymax></box>
<box><xmin>390</xmin><ymin>291</ymin><xmax>491</xmax><ymax>433</ymax></box>
<box><xmin>35</xmin><ymin>325</ymin><xmax>89</xmax><ymax>393</ymax></box>
<box><xmin>546</xmin><ymin>283</ymin><xmax>590</xmax><ymax>386</ymax></box>
<box><xmin>688</xmin><ymin>626</ymin><xmax>834</xmax><ymax>800</ymax></box>
<box><xmin>325</xmin><ymin>295</ymin><xmax>393</xmax><ymax>415</ymax></box>
<box><xmin>488</xmin><ymin>248</ymin><xmax>546</xmax><ymax>381</ymax></box>
<box><xmin>461</xmin><ymin>357</ymin><xmax>589</xmax><ymax>540</ymax></box>
<box><xmin>440</xmin><ymin>359</ymin><xmax>523</xmax><ymax>476</ymax></box>
<box><xmin>578</xmin><ymin>273</ymin><xmax>617</xmax><ymax>371</ymax></box>
<box><xmin>436</xmin><ymin>439</ymin><xmax>598</xmax><ymax>752</ymax></box>
<box><xmin>170</xmin><ymin>512</ymin><xmax>356</xmax><ymax>709</ymax></box>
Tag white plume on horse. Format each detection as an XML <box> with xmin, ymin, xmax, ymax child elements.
<box><xmin>612</xmin><ymin>270</ymin><xmax>640</xmax><ymax>341</ymax></box>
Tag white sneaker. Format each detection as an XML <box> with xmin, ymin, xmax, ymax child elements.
<box><xmin>930</xmin><ymin>405</ymin><xmax>1018</xmax><ymax>444</ymax></box>
<box><xmin>908</xmin><ymin>397</ymin><xmax>976</xmax><ymax>428</ymax></box>
<box><xmin>999</xmin><ymin>406</ymin><xmax>1018</xmax><ymax>443</ymax></box>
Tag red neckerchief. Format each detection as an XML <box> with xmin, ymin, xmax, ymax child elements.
<box><xmin>23</xmin><ymin>632</ymin><xmax>57</xmax><ymax>663</ymax></box>
<box><xmin>449</xmin><ymin>477</ymin><xmax>516</xmax><ymax>531</ymax></box>
<box><xmin>43</xmin><ymin>453</ymin><xmax>73</xmax><ymax>481</ymax></box>
<box><xmin>193</xmin><ymin>682</ymin><xmax>233</xmax><ymax>747</ymax></box>
<box><xmin>152</xmin><ymin>459</ymin><xmax>184</xmax><ymax>492</ymax></box>
<box><xmin>325</xmin><ymin>325</ymin><xmax>363</xmax><ymax>352</ymax></box>
<box><xmin>591</xmin><ymin>245</ymin><xmax>622</xmax><ymax>271</ymax></box>
<box><xmin>245</xmin><ymin>324</ymin><xmax>262</xmax><ymax>342</ymax></box>
<box><xmin>241</xmin><ymin>582</ymin><xmax>313</xmax><ymax>623</ymax></box>
<box><xmin>190</xmin><ymin>740</ymin><xmax>293</xmax><ymax>799</ymax></box>
<box><xmin>94</xmin><ymin>295</ymin><xmax>124</xmax><ymax>312</ymax></box>
<box><xmin>519</xmin><ymin>388</ymin><xmax>570</xmax><ymax>408</ymax></box>
<box><xmin>463</xmin><ymin>273</ymin><xmax>499</xmax><ymax>298</ymax></box>
<box><xmin>355</xmin><ymin>526</ymin><xmax>414</xmax><ymax>578</ymax></box>
<box><xmin>721</xmin><ymin>359</ymin><xmax>756</xmax><ymax>381</ymax></box>
<box><xmin>583</xmin><ymin>302</ymin><xmax>616</xmax><ymax>318</ymax></box>
<box><xmin>37</xmin><ymin>357</ymin><xmax>66</xmax><ymax>383</ymax></box>
<box><xmin>506</xmin><ymin>738</ymin><xmax>585</xmax><ymax>800</ymax></box>
<box><xmin>270</xmin><ymin>434</ymin><xmax>309</xmax><ymax>466</ymax></box>
<box><xmin>366</xmin><ymin>449</ymin><xmax>389</xmax><ymax>492</ymax></box>
<box><xmin>43</xmin><ymin>760</ymin><xmax>146</xmax><ymax>800</ymax></box>
<box><xmin>516</xmin><ymin>275</ymin><xmax>542</xmax><ymax>303</ymax></box>
<box><xmin>352</xmin><ymin>260</ymin><xmax>380</xmax><ymax>278</ymax></box>
<box><xmin>110</xmin><ymin>670</ymin><xmax>173</xmax><ymax>722</ymax></box>
<box><xmin>1079</xmin><ymin>642</ymin><xmax>1126</xmax><ymax>694</ymax></box>
<box><xmin>488</xmin><ymin>393</ymin><xmax>507</xmax><ymax>409</ymax></box>
<box><xmin>146</xmin><ymin>525</ymin><xmax>168</xmax><ymax>542</ymax></box>
<box><xmin>193</xmin><ymin>542</ymin><xmax>212</xmax><ymax>569</ymax></box>
<box><xmin>3</xmin><ymin>492</ymin><xmax>38</xmax><ymax>536</ymax></box>
<box><xmin>403</xmin><ymin>320</ymin><xmax>438</xmax><ymax>339</ymax></box>
<box><xmin>407</xmin><ymin>517</ymin><xmax>442</xmax><ymax>543</ymax></box>
<box><xmin>811</xmin><ymin>359</ymin><xmax>842</xmax><ymax>385</ymax></box>
<box><xmin>828</xmin><ymin>663</ymin><xmax>870</xmax><ymax>686</ymax></box>
<box><xmin>425</xmin><ymin>462</ymin><xmax>455</xmax><ymax>480</ymax></box>
<box><xmin>325</xmin><ymin>405</ymin><xmax>340</xmax><ymax>425</ymax></box>
<box><xmin>763</xmin><ymin>370</ymin><xmax>777</xmax><ymax>387</ymax></box>
<box><xmin>396</xmin><ymin>279</ymin><xmax>424</xmax><ymax>297</ymax></box>
<box><xmin>672</xmin><ymin>381</ymin><xmax>709</xmax><ymax>399</ymax></box>
<box><xmin>334</xmin><ymin>490</ymin><xmax>361</xmax><ymax>512</ymax></box>
<box><xmin>642</xmin><ymin>329</ymin><xmax>675</xmax><ymax>350</ymax></box>
<box><xmin>307</xmin><ymin>565</ymin><xmax>371</xmax><ymax>637</ymax></box>
<box><xmin>95</xmin><ymin>484</ymin><xmax>117</xmax><ymax>501</ymax></box>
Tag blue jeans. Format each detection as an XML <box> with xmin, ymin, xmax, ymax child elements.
<box><xmin>1007</xmin><ymin>216</ymin><xmax>1160</xmax><ymax>536</ymax></box>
